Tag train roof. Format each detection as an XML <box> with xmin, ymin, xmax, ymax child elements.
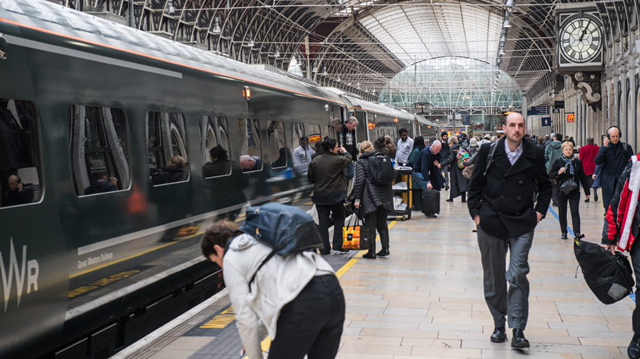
<box><xmin>342</xmin><ymin>96</ymin><xmax>414</xmax><ymax>122</ymax></box>
<box><xmin>415</xmin><ymin>115</ymin><xmax>438</xmax><ymax>127</ymax></box>
<box><xmin>0</xmin><ymin>0</ymin><xmax>345</xmax><ymax>105</ymax></box>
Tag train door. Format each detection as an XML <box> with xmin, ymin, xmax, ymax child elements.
<box><xmin>0</xmin><ymin>99</ymin><xmax>68</xmax><ymax>358</ymax></box>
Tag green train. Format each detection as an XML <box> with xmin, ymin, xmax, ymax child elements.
<box><xmin>0</xmin><ymin>1</ymin><xmax>421</xmax><ymax>358</ymax></box>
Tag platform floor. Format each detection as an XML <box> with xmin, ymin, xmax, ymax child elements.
<box><xmin>116</xmin><ymin>189</ymin><xmax>635</xmax><ymax>359</ymax></box>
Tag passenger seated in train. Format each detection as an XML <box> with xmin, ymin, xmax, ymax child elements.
<box><xmin>109</xmin><ymin>177</ymin><xmax>118</xmax><ymax>189</ymax></box>
<box><xmin>203</xmin><ymin>145</ymin><xmax>231</xmax><ymax>177</ymax></box>
<box><xmin>84</xmin><ymin>173</ymin><xmax>116</xmax><ymax>195</ymax></box>
<box><xmin>153</xmin><ymin>155</ymin><xmax>188</xmax><ymax>184</ymax></box>
<box><xmin>240</xmin><ymin>155</ymin><xmax>262</xmax><ymax>172</ymax></box>
<box><xmin>3</xmin><ymin>174</ymin><xmax>33</xmax><ymax>207</ymax></box>
<box><xmin>272</xmin><ymin>147</ymin><xmax>289</xmax><ymax>168</ymax></box>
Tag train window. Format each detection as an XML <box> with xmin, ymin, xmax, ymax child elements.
<box><xmin>202</xmin><ymin>116</ymin><xmax>231</xmax><ymax>178</ymax></box>
<box><xmin>69</xmin><ymin>105</ymin><xmax>131</xmax><ymax>196</ymax></box>
<box><xmin>290</xmin><ymin>123</ymin><xmax>310</xmax><ymax>167</ymax></box>
<box><xmin>267</xmin><ymin>121</ymin><xmax>287</xmax><ymax>169</ymax></box>
<box><xmin>146</xmin><ymin>111</ymin><xmax>189</xmax><ymax>186</ymax></box>
<box><xmin>0</xmin><ymin>100</ymin><xmax>42</xmax><ymax>208</ymax></box>
<box><xmin>237</xmin><ymin>119</ymin><xmax>263</xmax><ymax>172</ymax></box>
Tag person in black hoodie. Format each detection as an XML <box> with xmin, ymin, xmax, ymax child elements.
<box><xmin>549</xmin><ymin>142</ymin><xmax>590</xmax><ymax>240</ymax></box>
<box><xmin>439</xmin><ymin>132</ymin><xmax>451</xmax><ymax>190</ymax></box>
<box><xmin>353</xmin><ymin>141</ymin><xmax>394</xmax><ymax>258</ymax></box>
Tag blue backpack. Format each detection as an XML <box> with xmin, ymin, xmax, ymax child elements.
<box><xmin>240</xmin><ymin>203</ymin><xmax>324</xmax><ymax>289</ymax></box>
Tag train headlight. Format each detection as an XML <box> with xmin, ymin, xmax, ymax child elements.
<box><xmin>242</xmin><ymin>86</ymin><xmax>251</xmax><ymax>101</ymax></box>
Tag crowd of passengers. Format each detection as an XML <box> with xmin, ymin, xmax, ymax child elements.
<box><xmin>201</xmin><ymin>114</ymin><xmax>640</xmax><ymax>359</ymax></box>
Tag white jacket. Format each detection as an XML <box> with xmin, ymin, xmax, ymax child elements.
<box><xmin>223</xmin><ymin>234</ymin><xmax>336</xmax><ymax>359</ymax></box>
<box><xmin>396</xmin><ymin>138</ymin><xmax>414</xmax><ymax>165</ymax></box>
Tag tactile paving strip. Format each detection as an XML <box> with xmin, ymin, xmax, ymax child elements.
<box><xmin>188</xmin><ymin>321</ymin><xmax>243</xmax><ymax>359</ymax></box>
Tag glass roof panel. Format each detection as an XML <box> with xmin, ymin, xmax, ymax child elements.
<box><xmin>359</xmin><ymin>4</ymin><xmax>503</xmax><ymax>66</ymax></box>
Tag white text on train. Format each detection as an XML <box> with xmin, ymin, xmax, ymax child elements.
<box><xmin>1</xmin><ymin>238</ymin><xmax>39</xmax><ymax>313</ymax></box>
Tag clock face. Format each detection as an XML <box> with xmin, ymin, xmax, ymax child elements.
<box><xmin>560</xmin><ymin>17</ymin><xmax>603</xmax><ymax>63</ymax></box>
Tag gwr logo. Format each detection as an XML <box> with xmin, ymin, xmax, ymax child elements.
<box><xmin>1</xmin><ymin>238</ymin><xmax>39</xmax><ymax>313</ymax></box>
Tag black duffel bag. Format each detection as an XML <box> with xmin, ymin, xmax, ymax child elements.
<box><xmin>574</xmin><ymin>238</ymin><xmax>635</xmax><ymax>305</ymax></box>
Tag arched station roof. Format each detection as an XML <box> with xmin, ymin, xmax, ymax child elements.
<box><xmin>53</xmin><ymin>0</ymin><xmax>638</xmax><ymax>101</ymax></box>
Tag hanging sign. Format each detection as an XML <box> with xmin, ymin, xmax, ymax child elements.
<box><xmin>566</xmin><ymin>113</ymin><xmax>576</xmax><ymax>123</ymax></box>
<box><xmin>541</xmin><ymin>117</ymin><xmax>552</xmax><ymax>127</ymax></box>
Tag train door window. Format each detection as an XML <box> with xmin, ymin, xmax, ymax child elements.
<box><xmin>267</xmin><ymin>121</ymin><xmax>287</xmax><ymax>169</ymax></box>
<box><xmin>69</xmin><ymin>105</ymin><xmax>131</xmax><ymax>196</ymax></box>
<box><xmin>290</xmin><ymin>122</ymin><xmax>309</xmax><ymax>167</ymax></box>
<box><xmin>308</xmin><ymin>124</ymin><xmax>322</xmax><ymax>152</ymax></box>
<box><xmin>146</xmin><ymin>111</ymin><xmax>189</xmax><ymax>186</ymax></box>
<box><xmin>238</xmin><ymin>119</ymin><xmax>263</xmax><ymax>172</ymax></box>
<box><xmin>0</xmin><ymin>100</ymin><xmax>42</xmax><ymax>208</ymax></box>
<box><xmin>201</xmin><ymin>116</ymin><xmax>231</xmax><ymax>178</ymax></box>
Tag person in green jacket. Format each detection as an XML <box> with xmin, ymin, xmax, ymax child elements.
<box><xmin>544</xmin><ymin>133</ymin><xmax>563</xmax><ymax>206</ymax></box>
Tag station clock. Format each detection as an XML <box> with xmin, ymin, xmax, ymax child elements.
<box><xmin>556</xmin><ymin>6</ymin><xmax>604</xmax><ymax>71</ymax></box>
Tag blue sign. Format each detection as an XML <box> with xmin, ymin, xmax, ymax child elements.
<box><xmin>529</xmin><ymin>106</ymin><xmax>550</xmax><ymax>116</ymax></box>
<box><xmin>541</xmin><ymin>117</ymin><xmax>552</xmax><ymax>127</ymax></box>
<box><xmin>462</xmin><ymin>115</ymin><xmax>471</xmax><ymax>126</ymax></box>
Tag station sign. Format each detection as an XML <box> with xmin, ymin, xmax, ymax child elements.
<box><xmin>554</xmin><ymin>101</ymin><xmax>565</xmax><ymax>109</ymax></box>
<box><xmin>528</xmin><ymin>105</ymin><xmax>550</xmax><ymax>115</ymax></box>
<box><xmin>462</xmin><ymin>115</ymin><xmax>471</xmax><ymax>126</ymax></box>
<box><xmin>541</xmin><ymin>117</ymin><xmax>552</xmax><ymax>127</ymax></box>
<box><xmin>566</xmin><ymin>113</ymin><xmax>576</xmax><ymax>123</ymax></box>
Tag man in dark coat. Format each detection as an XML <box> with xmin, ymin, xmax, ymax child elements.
<box><xmin>467</xmin><ymin>113</ymin><xmax>552</xmax><ymax>349</ymax></box>
<box><xmin>439</xmin><ymin>132</ymin><xmax>451</xmax><ymax>190</ymax></box>
<box><xmin>308</xmin><ymin>138</ymin><xmax>352</xmax><ymax>255</ymax></box>
<box><xmin>413</xmin><ymin>140</ymin><xmax>444</xmax><ymax>191</ymax></box>
<box><xmin>595</xmin><ymin>126</ymin><xmax>634</xmax><ymax>211</ymax></box>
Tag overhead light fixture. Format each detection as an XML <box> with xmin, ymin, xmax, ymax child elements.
<box><xmin>499</xmin><ymin>47</ymin><xmax>505</xmax><ymax>55</ymax></box>
<box><xmin>312</xmin><ymin>62</ymin><xmax>318</xmax><ymax>73</ymax></box>
<box><xmin>247</xmin><ymin>31</ymin><xmax>254</xmax><ymax>48</ymax></box>
<box><xmin>505</xmin><ymin>0</ymin><xmax>515</xmax><ymax>9</ymax></box>
<box><xmin>503</xmin><ymin>19</ymin><xmax>511</xmax><ymax>28</ymax></box>
<box><xmin>274</xmin><ymin>45</ymin><xmax>280</xmax><ymax>58</ymax></box>
<box><xmin>322</xmin><ymin>68</ymin><xmax>328</xmax><ymax>76</ymax></box>
<box><xmin>337</xmin><ymin>76</ymin><xmax>341</xmax><ymax>82</ymax></box>
<box><xmin>500</xmin><ymin>34</ymin><xmax>507</xmax><ymax>43</ymax></box>
<box><xmin>212</xmin><ymin>17</ymin><xmax>221</xmax><ymax>34</ymax></box>
<box><xmin>348</xmin><ymin>81</ymin><xmax>352</xmax><ymax>86</ymax></box>
<box><xmin>167</xmin><ymin>0</ymin><xmax>176</xmax><ymax>15</ymax></box>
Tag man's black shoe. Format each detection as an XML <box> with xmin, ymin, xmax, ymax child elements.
<box><xmin>584</xmin><ymin>198</ymin><xmax>590</xmax><ymax>203</ymax></box>
<box><xmin>446</xmin><ymin>199</ymin><xmax>454</xmax><ymax>202</ymax></box>
<box><xmin>445</xmin><ymin>185</ymin><xmax>450</xmax><ymax>191</ymax></box>
<box><xmin>511</xmin><ymin>329</ymin><xmax>529</xmax><ymax>349</ymax></box>
<box><xmin>595</xmin><ymin>194</ymin><xmax>599</xmax><ymax>202</ymax></box>
<box><xmin>628</xmin><ymin>334</ymin><xmax>640</xmax><ymax>359</ymax></box>
<box><xmin>376</xmin><ymin>249</ymin><xmax>390</xmax><ymax>257</ymax></box>
<box><xmin>561</xmin><ymin>233</ymin><xmax>568</xmax><ymax>240</ymax></box>
<box><xmin>490</xmin><ymin>327</ymin><xmax>507</xmax><ymax>343</ymax></box>
<box><xmin>362</xmin><ymin>252</ymin><xmax>376</xmax><ymax>259</ymax></box>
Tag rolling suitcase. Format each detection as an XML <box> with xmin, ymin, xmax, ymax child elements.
<box><xmin>421</xmin><ymin>190</ymin><xmax>440</xmax><ymax>216</ymax></box>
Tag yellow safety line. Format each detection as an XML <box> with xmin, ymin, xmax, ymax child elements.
<box><xmin>69</xmin><ymin>231</ymin><xmax>205</xmax><ymax>279</ymax></box>
<box><xmin>247</xmin><ymin>220</ymin><xmax>398</xmax><ymax>358</ymax></box>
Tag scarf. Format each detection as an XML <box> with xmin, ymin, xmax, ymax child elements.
<box><xmin>561</xmin><ymin>155</ymin><xmax>574</xmax><ymax>175</ymax></box>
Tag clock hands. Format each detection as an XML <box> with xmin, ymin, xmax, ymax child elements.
<box><xmin>579</xmin><ymin>20</ymin><xmax>592</xmax><ymax>43</ymax></box>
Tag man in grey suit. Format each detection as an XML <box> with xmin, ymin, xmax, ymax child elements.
<box><xmin>467</xmin><ymin>113</ymin><xmax>553</xmax><ymax>349</ymax></box>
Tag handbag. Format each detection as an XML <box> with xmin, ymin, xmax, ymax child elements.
<box><xmin>462</xmin><ymin>164</ymin><xmax>474</xmax><ymax>180</ymax></box>
<box><xmin>560</xmin><ymin>178</ymin><xmax>578</xmax><ymax>194</ymax></box>
<box><xmin>342</xmin><ymin>214</ymin><xmax>371</xmax><ymax>250</ymax></box>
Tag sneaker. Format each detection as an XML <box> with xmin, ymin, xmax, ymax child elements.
<box><xmin>376</xmin><ymin>249</ymin><xmax>390</xmax><ymax>257</ymax></box>
<box><xmin>330</xmin><ymin>249</ymin><xmax>349</xmax><ymax>255</ymax></box>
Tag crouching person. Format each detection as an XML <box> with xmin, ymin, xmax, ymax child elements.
<box><xmin>201</xmin><ymin>220</ymin><xmax>346</xmax><ymax>359</ymax></box>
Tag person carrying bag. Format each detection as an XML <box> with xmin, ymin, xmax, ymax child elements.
<box><xmin>549</xmin><ymin>141</ymin><xmax>590</xmax><ymax>240</ymax></box>
<box><xmin>352</xmin><ymin>141</ymin><xmax>394</xmax><ymax>259</ymax></box>
<box><xmin>342</xmin><ymin>212</ymin><xmax>372</xmax><ymax>251</ymax></box>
